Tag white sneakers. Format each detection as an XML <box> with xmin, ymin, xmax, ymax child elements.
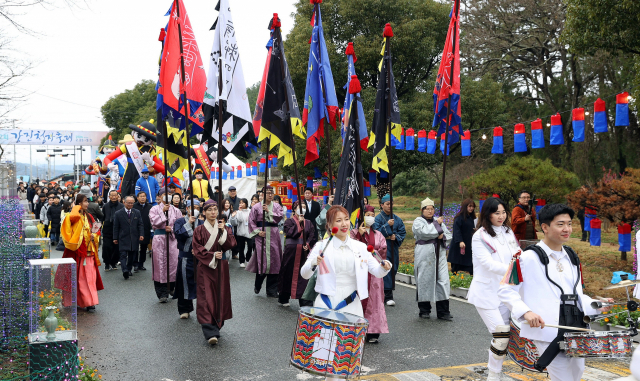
<box><xmin>240</xmin><ymin>263</ymin><xmax>246</xmax><ymax>268</ymax></box>
<box><xmin>386</xmin><ymin>300</ymin><xmax>396</xmax><ymax>306</ymax></box>
<box><xmin>280</xmin><ymin>303</ymin><xmax>290</xmax><ymax>307</ymax></box>
<box><xmin>180</xmin><ymin>313</ymin><xmax>189</xmax><ymax>319</ymax></box>
<box><xmin>486</xmin><ymin>370</ymin><xmax>501</xmax><ymax>381</ymax></box>
<box><xmin>208</xmin><ymin>337</ymin><xmax>218</xmax><ymax>345</ymax></box>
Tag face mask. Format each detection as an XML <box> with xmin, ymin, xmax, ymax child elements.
<box><xmin>193</xmin><ymin>210</ymin><xmax>200</xmax><ymax>218</ymax></box>
<box><xmin>298</xmin><ymin>209</ymin><xmax>306</xmax><ymax>216</ymax></box>
<box><xmin>364</xmin><ymin>216</ymin><xmax>376</xmax><ymax>227</ymax></box>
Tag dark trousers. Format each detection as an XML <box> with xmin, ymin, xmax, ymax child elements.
<box><xmin>418</xmin><ymin>300</ymin><xmax>450</xmax><ymax>317</ymax></box>
<box><xmin>247</xmin><ymin>238</ymin><xmax>255</xmax><ymax>263</ymax></box>
<box><xmin>202</xmin><ymin>321</ymin><xmax>223</xmax><ymax>340</ymax></box>
<box><xmin>119</xmin><ymin>250</ymin><xmax>137</xmax><ymax>274</ymax></box>
<box><xmin>255</xmin><ymin>273</ymin><xmax>279</xmax><ymax>297</ymax></box>
<box><xmin>137</xmin><ymin>239</ymin><xmax>149</xmax><ymax>266</ymax></box>
<box><xmin>154</xmin><ymin>281</ymin><xmax>175</xmax><ymax>299</ymax></box>
<box><xmin>177</xmin><ymin>298</ymin><xmax>194</xmax><ymax>315</ymax></box>
<box><xmin>236</xmin><ymin>236</ymin><xmax>249</xmax><ymax>264</ymax></box>
<box><xmin>49</xmin><ymin>225</ymin><xmax>60</xmax><ymax>244</ymax></box>
<box><xmin>43</xmin><ymin>224</ymin><xmax>49</xmax><ymax>237</ymax></box>
<box><xmin>102</xmin><ymin>237</ymin><xmax>119</xmax><ymax>267</ymax></box>
<box><xmin>384</xmin><ymin>289</ymin><xmax>394</xmax><ymax>302</ymax></box>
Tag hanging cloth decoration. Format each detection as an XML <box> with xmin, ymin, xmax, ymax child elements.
<box><xmin>222</xmin><ymin>170</ymin><xmax>228</xmax><ymax>180</ymax></box>
<box><xmin>307</xmin><ymin>176</ymin><xmax>314</xmax><ymax>189</ymax></box>
<box><xmin>292</xmin><ymin>187</ymin><xmax>298</xmax><ymax>202</ymax></box>
<box><xmin>397</xmin><ymin>128</ymin><xmax>405</xmax><ymax>150</ymax></box>
<box><xmin>618</xmin><ymin>223</ymin><xmax>632</xmax><ymax>252</ymax></box>
<box><xmin>287</xmin><ymin>183</ymin><xmax>293</xmax><ymax>199</ymax></box>
<box><xmin>368</xmin><ymin>170</ymin><xmax>377</xmax><ymax>186</ymax></box>
<box><xmin>461</xmin><ymin>130</ymin><xmax>471</xmax><ymax>156</ymax></box>
<box><xmin>439</xmin><ymin>133</ymin><xmax>450</xmax><ymax>156</ymax></box>
<box><xmin>616</xmin><ymin>92</ymin><xmax>630</xmax><ymax>127</ymax></box>
<box><xmin>246</xmin><ymin>163</ymin><xmax>251</xmax><ymax>177</ymax></box>
<box><xmin>531</xmin><ymin>118</ymin><xmax>544</xmax><ymax>149</ymax></box>
<box><xmin>212</xmin><ymin>167</ymin><xmax>218</xmax><ymax>180</ymax></box>
<box><xmin>405</xmin><ymin>128</ymin><xmax>415</xmax><ymax>150</ymax></box>
<box><xmin>594</xmin><ymin>98</ymin><xmax>608</xmax><ymax>133</ymax></box>
<box><xmin>314</xmin><ymin>167</ymin><xmax>322</xmax><ymax>179</ymax></box>
<box><xmin>259</xmin><ymin>158</ymin><xmax>266</xmax><ymax>173</ymax></box>
<box><xmin>229</xmin><ymin>169</ymin><xmax>234</xmax><ymax>180</ymax></box>
<box><xmin>417</xmin><ymin>130</ymin><xmax>427</xmax><ymax>152</ymax></box>
<box><xmin>363</xmin><ymin>181</ymin><xmax>371</xmax><ymax>197</ymax></box>
<box><xmin>590</xmin><ymin>218</ymin><xmax>602</xmax><ymax>246</ymax></box>
<box><xmin>535</xmin><ymin>199</ymin><xmax>546</xmax><ymax>214</ymax></box>
<box><xmin>323</xmin><ymin>190</ymin><xmax>329</xmax><ymax>204</ymax></box>
<box><xmin>271</xmin><ymin>155</ymin><xmax>278</xmax><ymax>167</ymax></box>
<box><xmin>584</xmin><ymin>208</ymin><xmax>597</xmax><ymax>233</ymax></box>
<box><xmin>236</xmin><ymin>165</ymin><xmax>242</xmax><ymax>179</ymax></box>
<box><xmin>251</xmin><ymin>161</ymin><xmax>258</xmax><ymax>176</ymax></box>
<box><xmin>491</xmin><ymin>126</ymin><xmax>503</xmax><ymax>154</ymax></box>
<box><xmin>427</xmin><ymin>130</ymin><xmax>437</xmax><ymax>154</ymax></box>
<box><xmin>514</xmin><ymin>123</ymin><xmax>526</xmax><ymax>153</ymax></box>
<box><xmin>572</xmin><ymin>108</ymin><xmax>585</xmax><ymax>143</ymax></box>
<box><xmin>550</xmin><ymin>113</ymin><xmax>564</xmax><ymax>145</ymax></box>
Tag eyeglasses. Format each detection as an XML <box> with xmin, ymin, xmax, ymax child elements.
<box><xmin>519</xmin><ymin>196</ymin><xmax>531</xmax><ymax>200</ymax></box>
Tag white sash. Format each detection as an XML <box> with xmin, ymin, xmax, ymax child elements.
<box><xmin>204</xmin><ymin>220</ymin><xmax>228</xmax><ymax>269</ymax></box>
<box><xmin>126</xmin><ymin>142</ymin><xmax>145</xmax><ymax>177</ymax></box>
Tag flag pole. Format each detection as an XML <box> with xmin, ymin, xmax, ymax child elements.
<box><xmin>315</xmin><ymin>3</ymin><xmax>334</xmax><ymax>196</ymax></box>
<box><xmin>217</xmin><ymin>58</ymin><xmax>224</xmax><ymax>218</ymax></box>
<box><xmin>438</xmin><ymin>0</ymin><xmax>459</xmax><ymax>217</ymax></box>
<box><xmin>276</xmin><ymin>22</ymin><xmax>306</xmax><ymax>244</ymax></box>
<box><xmin>175</xmin><ymin>0</ymin><xmax>195</xmax><ymax>218</ymax></box>
<box><xmin>384</xmin><ymin>30</ymin><xmax>394</xmax><ymax>217</ymax></box>
<box><xmin>262</xmin><ymin>141</ymin><xmax>269</xmax><ymax>260</ymax></box>
<box><xmin>353</xmin><ymin>98</ymin><xmax>366</xmax><ymax>224</ymax></box>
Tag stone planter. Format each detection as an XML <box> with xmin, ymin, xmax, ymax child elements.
<box><xmin>451</xmin><ymin>287</ymin><xmax>469</xmax><ymax>299</ymax></box>
<box><xmin>589</xmin><ymin>322</ymin><xmax>610</xmax><ymax>332</ymax></box>
<box><xmin>396</xmin><ymin>272</ymin><xmax>413</xmax><ymax>285</ymax></box>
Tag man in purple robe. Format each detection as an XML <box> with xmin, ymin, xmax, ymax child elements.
<box><xmin>192</xmin><ymin>200</ymin><xmax>236</xmax><ymax>345</ymax></box>
<box><xmin>149</xmin><ymin>188</ymin><xmax>181</xmax><ymax>302</ymax></box>
<box><xmin>246</xmin><ymin>186</ymin><xmax>283</xmax><ymax>297</ymax></box>
<box><xmin>277</xmin><ymin>201</ymin><xmax>316</xmax><ymax>307</ymax></box>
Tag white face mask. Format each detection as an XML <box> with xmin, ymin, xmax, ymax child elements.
<box><xmin>192</xmin><ymin>210</ymin><xmax>199</xmax><ymax>218</ymax></box>
<box><xmin>364</xmin><ymin>216</ymin><xmax>376</xmax><ymax>227</ymax></box>
<box><xmin>298</xmin><ymin>208</ymin><xmax>306</xmax><ymax>216</ymax></box>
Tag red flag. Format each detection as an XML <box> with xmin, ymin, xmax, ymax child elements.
<box><xmin>159</xmin><ymin>0</ymin><xmax>206</xmax><ymax>127</ymax></box>
<box><xmin>432</xmin><ymin>0</ymin><xmax>461</xmax><ymax>142</ymax></box>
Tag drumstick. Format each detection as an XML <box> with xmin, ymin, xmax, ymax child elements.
<box><xmin>522</xmin><ymin>321</ymin><xmax>594</xmax><ymax>332</ymax></box>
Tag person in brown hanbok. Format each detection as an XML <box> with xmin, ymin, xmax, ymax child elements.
<box><xmin>191</xmin><ymin>200</ymin><xmax>236</xmax><ymax>345</ymax></box>
<box><xmin>277</xmin><ymin>201</ymin><xmax>316</xmax><ymax>308</ymax></box>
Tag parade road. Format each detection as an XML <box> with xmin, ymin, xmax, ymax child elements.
<box><xmin>65</xmin><ymin>249</ymin><xmax>632</xmax><ymax>381</ymax></box>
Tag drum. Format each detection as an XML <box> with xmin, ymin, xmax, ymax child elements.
<box><xmin>290</xmin><ymin>306</ymin><xmax>369</xmax><ymax>379</ymax></box>
<box><xmin>564</xmin><ymin>331</ymin><xmax>633</xmax><ymax>358</ymax></box>
<box><xmin>507</xmin><ymin>319</ymin><xmax>544</xmax><ymax>372</ymax></box>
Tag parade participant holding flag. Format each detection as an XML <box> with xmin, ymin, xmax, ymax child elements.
<box><xmin>350</xmin><ymin>205</ymin><xmax>389</xmax><ymax>344</ymax></box>
<box><xmin>372</xmin><ymin>194</ymin><xmax>406</xmax><ymax>306</ymax></box>
<box><xmin>149</xmin><ymin>188</ymin><xmax>181</xmax><ymax>303</ymax></box>
<box><xmin>467</xmin><ymin>197</ymin><xmax>519</xmax><ymax>381</ymax></box>
<box><xmin>246</xmin><ymin>186</ymin><xmax>284</xmax><ymax>298</ymax></box>
<box><xmin>301</xmin><ymin>205</ymin><xmax>391</xmax><ymax>381</ymax></box>
<box><xmin>413</xmin><ymin>197</ymin><xmax>453</xmax><ymax>320</ymax></box>
<box><xmin>278</xmin><ymin>201</ymin><xmax>316</xmax><ymax>308</ymax></box>
<box><xmin>192</xmin><ymin>200</ymin><xmax>236</xmax><ymax>345</ymax></box>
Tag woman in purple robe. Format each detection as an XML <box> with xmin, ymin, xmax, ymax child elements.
<box><xmin>192</xmin><ymin>200</ymin><xmax>236</xmax><ymax>345</ymax></box>
<box><xmin>277</xmin><ymin>201</ymin><xmax>316</xmax><ymax>307</ymax></box>
<box><xmin>246</xmin><ymin>186</ymin><xmax>283</xmax><ymax>297</ymax></box>
<box><xmin>351</xmin><ymin>205</ymin><xmax>389</xmax><ymax>343</ymax></box>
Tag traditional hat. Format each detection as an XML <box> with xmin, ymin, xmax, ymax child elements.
<box><xmin>203</xmin><ymin>199</ymin><xmax>218</xmax><ymax>211</ymax></box>
<box><xmin>185</xmin><ymin>199</ymin><xmax>201</xmax><ymax>207</ymax></box>
<box><xmin>128</xmin><ymin>120</ymin><xmax>158</xmax><ymax>142</ymax></box>
<box><xmin>157</xmin><ymin>188</ymin><xmax>166</xmax><ymax>196</ymax></box>
<box><xmin>421</xmin><ymin>197</ymin><xmax>435</xmax><ymax>209</ymax></box>
<box><xmin>99</xmin><ymin>135</ymin><xmax>117</xmax><ymax>154</ymax></box>
<box><xmin>380</xmin><ymin>194</ymin><xmax>391</xmax><ymax>204</ymax></box>
<box><xmin>364</xmin><ymin>205</ymin><xmax>375</xmax><ymax>214</ymax></box>
<box><xmin>194</xmin><ymin>168</ymin><xmax>204</xmax><ymax>175</ymax></box>
<box><xmin>164</xmin><ymin>176</ymin><xmax>182</xmax><ymax>189</ymax></box>
<box><xmin>119</xmin><ymin>134</ymin><xmax>135</xmax><ymax>144</ymax></box>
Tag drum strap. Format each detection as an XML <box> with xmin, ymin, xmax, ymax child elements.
<box><xmin>535</xmin><ymin>328</ymin><xmax>568</xmax><ymax>372</ymax></box>
<box><xmin>321</xmin><ymin>291</ymin><xmax>358</xmax><ymax>311</ymax></box>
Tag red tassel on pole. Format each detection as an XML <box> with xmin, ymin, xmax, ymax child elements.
<box><xmin>345</xmin><ymin>42</ymin><xmax>357</xmax><ymax>63</ymax></box>
<box><xmin>383</xmin><ymin>23</ymin><xmax>393</xmax><ymax>38</ymax></box>
<box><xmin>348</xmin><ymin>75</ymin><xmax>361</xmax><ymax>94</ymax></box>
<box><xmin>271</xmin><ymin>13</ymin><xmax>281</xmax><ymax>28</ymax></box>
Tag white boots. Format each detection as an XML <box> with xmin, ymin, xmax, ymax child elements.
<box><xmin>486</xmin><ymin>370</ymin><xmax>502</xmax><ymax>381</ymax></box>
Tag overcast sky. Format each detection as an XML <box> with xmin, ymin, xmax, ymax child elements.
<box><xmin>5</xmin><ymin>0</ymin><xmax>296</xmax><ymax>168</ymax></box>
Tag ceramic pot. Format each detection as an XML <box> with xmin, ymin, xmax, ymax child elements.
<box><xmin>44</xmin><ymin>306</ymin><xmax>58</xmax><ymax>341</ymax></box>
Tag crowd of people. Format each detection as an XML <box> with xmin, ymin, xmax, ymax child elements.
<box><xmin>20</xmin><ymin>177</ymin><xmax>618</xmax><ymax>380</ymax></box>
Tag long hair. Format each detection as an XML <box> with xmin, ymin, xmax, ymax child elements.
<box><xmin>477</xmin><ymin>197</ymin><xmax>511</xmax><ymax>237</ymax></box>
<box><xmin>75</xmin><ymin>194</ymin><xmax>87</xmax><ymax>206</ymax></box>
<box><xmin>454</xmin><ymin>198</ymin><xmax>477</xmax><ymax>220</ymax></box>
<box><xmin>325</xmin><ymin>205</ymin><xmax>349</xmax><ymax>233</ymax></box>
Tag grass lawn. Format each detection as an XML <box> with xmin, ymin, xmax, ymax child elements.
<box><xmin>378</xmin><ymin>192</ymin><xmax>635</xmax><ymax>300</ymax></box>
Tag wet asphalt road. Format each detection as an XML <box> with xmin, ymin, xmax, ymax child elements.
<box><xmin>62</xmin><ymin>249</ymin><xmax>490</xmax><ymax>381</ymax></box>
